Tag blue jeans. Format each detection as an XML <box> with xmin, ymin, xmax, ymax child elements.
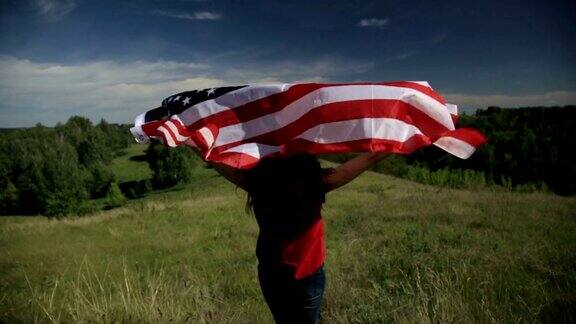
<box><xmin>258</xmin><ymin>264</ymin><xmax>326</xmax><ymax>324</ymax></box>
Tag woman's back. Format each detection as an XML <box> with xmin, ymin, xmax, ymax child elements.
<box><xmin>245</xmin><ymin>154</ymin><xmax>330</xmax><ymax>279</ymax></box>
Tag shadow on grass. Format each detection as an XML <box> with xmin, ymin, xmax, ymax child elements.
<box><xmin>129</xmin><ymin>154</ymin><xmax>147</xmax><ymax>162</ymax></box>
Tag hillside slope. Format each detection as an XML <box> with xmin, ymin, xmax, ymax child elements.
<box><xmin>1</xmin><ymin>157</ymin><xmax>575</xmax><ymax>322</ymax></box>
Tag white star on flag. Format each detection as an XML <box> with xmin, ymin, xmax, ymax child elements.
<box><xmin>174</xmin><ymin>96</ymin><xmax>181</xmax><ymax>101</ymax></box>
<box><xmin>207</xmin><ymin>88</ymin><xmax>216</xmax><ymax>96</ymax></box>
<box><xmin>183</xmin><ymin>97</ymin><xmax>190</xmax><ymax>105</ymax></box>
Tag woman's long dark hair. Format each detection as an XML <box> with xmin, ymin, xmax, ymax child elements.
<box><xmin>244</xmin><ymin>154</ymin><xmax>333</xmax><ymax>216</ymax></box>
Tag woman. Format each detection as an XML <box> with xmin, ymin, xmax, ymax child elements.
<box><xmin>209</xmin><ymin>152</ymin><xmax>389</xmax><ymax>323</ymax></box>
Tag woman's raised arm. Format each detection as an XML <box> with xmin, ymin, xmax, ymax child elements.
<box><xmin>189</xmin><ymin>147</ymin><xmax>247</xmax><ymax>190</ymax></box>
<box><xmin>323</xmin><ymin>152</ymin><xmax>389</xmax><ymax>192</ymax></box>
<box><xmin>210</xmin><ymin>162</ymin><xmax>247</xmax><ymax>190</ymax></box>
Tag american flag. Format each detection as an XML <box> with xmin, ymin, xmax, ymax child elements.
<box><xmin>130</xmin><ymin>82</ymin><xmax>485</xmax><ymax>169</ymax></box>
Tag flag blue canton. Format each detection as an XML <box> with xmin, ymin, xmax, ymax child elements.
<box><xmin>143</xmin><ymin>85</ymin><xmax>247</xmax><ymax>123</ymax></box>
<box><xmin>162</xmin><ymin>86</ymin><xmax>247</xmax><ymax>116</ymax></box>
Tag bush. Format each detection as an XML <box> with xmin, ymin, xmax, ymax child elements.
<box><xmin>104</xmin><ymin>182</ymin><xmax>126</xmax><ymax>209</ymax></box>
<box><xmin>0</xmin><ymin>180</ymin><xmax>19</xmax><ymax>214</ymax></box>
<box><xmin>145</xmin><ymin>142</ymin><xmax>199</xmax><ymax>189</ymax></box>
<box><xmin>44</xmin><ymin>189</ymin><xmax>86</xmax><ymax>217</ymax></box>
<box><xmin>119</xmin><ymin>179</ymin><xmax>153</xmax><ymax>199</ymax></box>
<box><xmin>405</xmin><ymin>166</ymin><xmax>487</xmax><ymax>189</ymax></box>
<box><xmin>85</xmin><ymin>162</ymin><xmax>115</xmax><ymax>198</ymax></box>
<box><xmin>372</xmin><ymin>155</ymin><xmax>409</xmax><ymax>177</ymax></box>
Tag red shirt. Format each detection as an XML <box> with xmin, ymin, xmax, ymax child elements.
<box><xmin>253</xmin><ymin>192</ymin><xmax>326</xmax><ymax>280</ymax></box>
<box><xmin>280</xmin><ymin>216</ymin><xmax>326</xmax><ymax>279</ymax></box>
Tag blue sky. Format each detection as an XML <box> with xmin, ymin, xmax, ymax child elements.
<box><xmin>0</xmin><ymin>0</ymin><xmax>574</xmax><ymax>127</ymax></box>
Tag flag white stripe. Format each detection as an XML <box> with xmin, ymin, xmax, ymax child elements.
<box><xmin>130</xmin><ymin>112</ymin><xmax>150</xmax><ymax>143</ymax></box>
<box><xmin>411</xmin><ymin>81</ymin><xmax>431</xmax><ymax>87</ymax></box>
<box><xmin>222</xmin><ymin>143</ymin><xmax>281</xmax><ymax>159</ymax></box>
<box><xmin>178</xmin><ymin>84</ymin><xmax>292</xmax><ymax>126</ymax></box>
<box><xmin>222</xmin><ymin>118</ymin><xmax>425</xmax><ymax>159</ymax></box>
<box><xmin>198</xmin><ymin>126</ymin><xmax>215</xmax><ymax>148</ymax></box>
<box><xmin>165</xmin><ymin>120</ymin><xmax>189</xmax><ymax>142</ymax></box>
<box><xmin>295</xmin><ymin>117</ymin><xmax>424</xmax><ymax>144</ymax></box>
<box><xmin>446</xmin><ymin>103</ymin><xmax>458</xmax><ymax>116</ymax></box>
<box><xmin>214</xmin><ymin>85</ymin><xmax>453</xmax><ymax>147</ymax></box>
<box><xmin>433</xmin><ymin>136</ymin><xmax>476</xmax><ymax>159</ymax></box>
<box><xmin>158</xmin><ymin>126</ymin><xmax>177</xmax><ymax>147</ymax></box>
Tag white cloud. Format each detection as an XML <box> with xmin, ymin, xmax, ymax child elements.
<box><xmin>445</xmin><ymin>91</ymin><xmax>576</xmax><ymax>110</ymax></box>
<box><xmin>0</xmin><ymin>55</ymin><xmax>373</xmax><ymax>127</ymax></box>
<box><xmin>2</xmin><ymin>55</ymin><xmax>573</xmax><ymax>127</ymax></box>
<box><xmin>0</xmin><ymin>57</ymin><xmax>223</xmax><ymax>126</ymax></box>
<box><xmin>358</xmin><ymin>18</ymin><xmax>389</xmax><ymax>27</ymax></box>
<box><xmin>154</xmin><ymin>10</ymin><xmax>222</xmax><ymax>21</ymax></box>
<box><xmin>33</xmin><ymin>0</ymin><xmax>77</xmax><ymax>21</ymax></box>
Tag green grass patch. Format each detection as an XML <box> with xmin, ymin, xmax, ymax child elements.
<box><xmin>110</xmin><ymin>144</ymin><xmax>152</xmax><ymax>183</ymax></box>
<box><xmin>1</xmin><ymin>163</ymin><xmax>575</xmax><ymax>322</ymax></box>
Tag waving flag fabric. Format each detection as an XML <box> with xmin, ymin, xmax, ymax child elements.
<box><xmin>130</xmin><ymin>82</ymin><xmax>485</xmax><ymax>169</ymax></box>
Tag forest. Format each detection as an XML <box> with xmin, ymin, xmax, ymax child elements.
<box><xmin>412</xmin><ymin>106</ymin><xmax>576</xmax><ymax>195</ymax></box>
<box><xmin>0</xmin><ymin>117</ymin><xmax>133</xmax><ymax>216</ymax></box>
<box><xmin>327</xmin><ymin>106</ymin><xmax>576</xmax><ymax>195</ymax></box>
<box><xmin>1</xmin><ymin>105</ymin><xmax>574</xmax><ymax>216</ymax></box>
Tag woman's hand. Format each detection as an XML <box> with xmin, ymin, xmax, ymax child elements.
<box><xmin>323</xmin><ymin>152</ymin><xmax>389</xmax><ymax>192</ymax></box>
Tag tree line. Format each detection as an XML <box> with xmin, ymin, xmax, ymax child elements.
<box><xmin>0</xmin><ymin>117</ymin><xmax>133</xmax><ymax>216</ymax></box>
<box><xmin>0</xmin><ymin>116</ymin><xmax>202</xmax><ymax>217</ymax></box>
<box><xmin>410</xmin><ymin>106</ymin><xmax>576</xmax><ymax>195</ymax></box>
<box><xmin>1</xmin><ymin>105</ymin><xmax>574</xmax><ymax>217</ymax></box>
<box><xmin>325</xmin><ymin>106</ymin><xmax>576</xmax><ymax>195</ymax></box>
<box><xmin>123</xmin><ymin>105</ymin><xmax>576</xmax><ymax>196</ymax></box>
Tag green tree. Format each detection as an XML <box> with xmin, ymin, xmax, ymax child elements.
<box><xmin>145</xmin><ymin>142</ymin><xmax>199</xmax><ymax>189</ymax></box>
<box><xmin>0</xmin><ymin>116</ymin><xmax>133</xmax><ymax>216</ymax></box>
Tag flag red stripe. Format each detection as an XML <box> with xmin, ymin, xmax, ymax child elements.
<box><xmin>285</xmin><ymin>135</ymin><xmax>433</xmax><ymax>156</ymax></box>
<box><xmin>208</xmin><ymin>135</ymin><xmax>433</xmax><ymax>169</ymax></box>
<box><xmin>442</xmin><ymin>128</ymin><xmax>486</xmax><ymax>147</ymax></box>
<box><xmin>207</xmin><ymin>99</ymin><xmax>451</xmax><ymax>156</ymax></box>
<box><xmin>186</xmin><ymin>82</ymin><xmax>445</xmax><ymax>131</ymax></box>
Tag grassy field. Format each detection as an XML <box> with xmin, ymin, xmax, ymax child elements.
<box><xmin>109</xmin><ymin>144</ymin><xmax>152</xmax><ymax>183</ymax></box>
<box><xmin>1</xmin><ymin>146</ymin><xmax>575</xmax><ymax>323</ymax></box>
